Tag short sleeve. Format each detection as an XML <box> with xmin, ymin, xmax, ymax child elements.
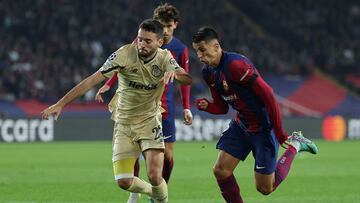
<box><xmin>99</xmin><ymin>46</ymin><xmax>126</xmax><ymax>78</ymax></box>
<box><xmin>163</xmin><ymin>51</ymin><xmax>181</xmax><ymax>72</ymax></box>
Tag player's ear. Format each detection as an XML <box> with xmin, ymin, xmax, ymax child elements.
<box><xmin>158</xmin><ymin>38</ymin><xmax>164</xmax><ymax>47</ymax></box>
<box><xmin>213</xmin><ymin>41</ymin><xmax>221</xmax><ymax>52</ymax></box>
<box><xmin>173</xmin><ymin>21</ymin><xmax>178</xmax><ymax>29</ymax></box>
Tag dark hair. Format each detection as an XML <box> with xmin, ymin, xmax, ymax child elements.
<box><xmin>192</xmin><ymin>27</ymin><xmax>219</xmax><ymax>43</ymax></box>
<box><xmin>139</xmin><ymin>19</ymin><xmax>164</xmax><ymax>39</ymax></box>
<box><xmin>153</xmin><ymin>3</ymin><xmax>180</xmax><ymax>23</ymax></box>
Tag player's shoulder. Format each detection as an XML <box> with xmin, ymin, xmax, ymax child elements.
<box><xmin>165</xmin><ymin>37</ymin><xmax>187</xmax><ymax>51</ymax></box>
<box><xmin>225</xmin><ymin>51</ymin><xmax>255</xmax><ymax>69</ymax></box>
<box><xmin>157</xmin><ymin>48</ymin><xmax>172</xmax><ymax>58</ymax></box>
<box><xmin>171</xmin><ymin>37</ymin><xmax>187</xmax><ymax>49</ymax></box>
<box><xmin>155</xmin><ymin>48</ymin><xmax>174</xmax><ymax>67</ymax></box>
<box><xmin>110</xmin><ymin>43</ymin><xmax>138</xmax><ymax>66</ymax></box>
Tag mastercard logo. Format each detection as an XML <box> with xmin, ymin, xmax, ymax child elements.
<box><xmin>322</xmin><ymin>116</ymin><xmax>346</xmax><ymax>141</ymax></box>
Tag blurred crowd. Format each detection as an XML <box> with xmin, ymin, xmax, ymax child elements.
<box><xmin>0</xmin><ymin>0</ymin><xmax>359</xmax><ymax>102</ymax></box>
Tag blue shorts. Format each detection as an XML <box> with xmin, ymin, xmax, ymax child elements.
<box><xmin>216</xmin><ymin>120</ymin><xmax>279</xmax><ymax>174</ymax></box>
<box><xmin>162</xmin><ymin>116</ymin><xmax>176</xmax><ymax>143</ymax></box>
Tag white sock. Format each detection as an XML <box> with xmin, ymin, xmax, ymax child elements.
<box><xmin>290</xmin><ymin>140</ymin><xmax>300</xmax><ymax>152</ymax></box>
<box><xmin>127</xmin><ymin>192</ymin><xmax>140</xmax><ymax>203</ymax></box>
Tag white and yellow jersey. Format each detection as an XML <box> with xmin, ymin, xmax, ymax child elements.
<box><xmin>99</xmin><ymin>43</ymin><xmax>181</xmax><ymax>124</ymax></box>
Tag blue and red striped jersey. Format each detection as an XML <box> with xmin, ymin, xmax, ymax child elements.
<box><xmin>161</xmin><ymin>37</ymin><xmax>190</xmax><ymax>118</ymax></box>
<box><xmin>201</xmin><ymin>51</ymin><xmax>288</xmax><ymax>143</ymax></box>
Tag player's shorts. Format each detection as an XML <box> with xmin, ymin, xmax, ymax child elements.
<box><xmin>162</xmin><ymin>115</ymin><xmax>176</xmax><ymax>143</ymax></box>
<box><xmin>112</xmin><ymin>113</ymin><xmax>165</xmax><ymax>163</ymax></box>
<box><xmin>216</xmin><ymin>120</ymin><xmax>279</xmax><ymax>174</ymax></box>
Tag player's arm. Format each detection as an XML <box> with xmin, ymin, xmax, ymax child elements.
<box><xmin>228</xmin><ymin>60</ymin><xmax>289</xmax><ymax>144</ymax></box>
<box><xmin>95</xmin><ymin>72</ymin><xmax>118</xmax><ymax>102</ymax></box>
<box><xmin>196</xmin><ymin>69</ymin><xmax>229</xmax><ymax>114</ymax></box>
<box><xmin>163</xmin><ymin>53</ymin><xmax>192</xmax><ymax>85</ymax></box>
<box><xmin>251</xmin><ymin>77</ymin><xmax>289</xmax><ymax>144</ymax></box>
<box><xmin>196</xmin><ymin>84</ymin><xmax>229</xmax><ymax>114</ymax></box>
<box><xmin>42</xmin><ymin>71</ymin><xmax>105</xmax><ymax>120</ymax></box>
<box><xmin>179</xmin><ymin>48</ymin><xmax>192</xmax><ymax>124</ymax></box>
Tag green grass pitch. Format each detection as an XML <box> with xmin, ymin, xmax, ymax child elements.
<box><xmin>1</xmin><ymin>140</ymin><xmax>359</xmax><ymax>203</ymax></box>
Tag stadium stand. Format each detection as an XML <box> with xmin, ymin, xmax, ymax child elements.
<box><xmin>1</xmin><ymin>0</ymin><xmax>359</xmax><ymax>117</ymax></box>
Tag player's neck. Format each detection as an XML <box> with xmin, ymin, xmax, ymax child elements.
<box><xmin>140</xmin><ymin>51</ymin><xmax>157</xmax><ymax>63</ymax></box>
<box><xmin>163</xmin><ymin>36</ymin><xmax>173</xmax><ymax>45</ymax></box>
<box><xmin>212</xmin><ymin>51</ymin><xmax>223</xmax><ymax>68</ymax></box>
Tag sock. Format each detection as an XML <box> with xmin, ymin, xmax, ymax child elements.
<box><xmin>152</xmin><ymin>179</ymin><xmax>168</xmax><ymax>203</ymax></box>
<box><xmin>126</xmin><ymin>177</ymin><xmax>152</xmax><ymax>197</ymax></box>
<box><xmin>127</xmin><ymin>192</ymin><xmax>140</xmax><ymax>203</ymax></box>
<box><xmin>290</xmin><ymin>140</ymin><xmax>301</xmax><ymax>152</ymax></box>
<box><xmin>162</xmin><ymin>157</ymin><xmax>174</xmax><ymax>183</ymax></box>
<box><xmin>134</xmin><ymin>158</ymin><xmax>140</xmax><ymax>177</ymax></box>
<box><xmin>273</xmin><ymin>145</ymin><xmax>297</xmax><ymax>189</ymax></box>
<box><xmin>216</xmin><ymin>174</ymin><xmax>243</xmax><ymax>203</ymax></box>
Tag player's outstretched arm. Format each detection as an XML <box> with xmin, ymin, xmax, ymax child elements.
<box><xmin>95</xmin><ymin>72</ymin><xmax>118</xmax><ymax>102</ymax></box>
<box><xmin>162</xmin><ymin>68</ymin><xmax>192</xmax><ymax>85</ymax></box>
<box><xmin>174</xmin><ymin>68</ymin><xmax>192</xmax><ymax>85</ymax></box>
<box><xmin>41</xmin><ymin>71</ymin><xmax>106</xmax><ymax>120</ymax></box>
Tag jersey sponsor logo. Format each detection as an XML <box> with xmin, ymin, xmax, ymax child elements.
<box><xmin>151</xmin><ymin>65</ymin><xmax>162</xmax><ymax>77</ymax></box>
<box><xmin>128</xmin><ymin>81</ymin><xmax>158</xmax><ymax>90</ymax></box>
<box><xmin>221</xmin><ymin>94</ymin><xmax>237</xmax><ymax>102</ymax></box>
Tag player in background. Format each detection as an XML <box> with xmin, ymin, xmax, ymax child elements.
<box><xmin>95</xmin><ymin>4</ymin><xmax>192</xmax><ymax>202</ymax></box>
<box><xmin>192</xmin><ymin>27</ymin><xmax>318</xmax><ymax>203</ymax></box>
<box><xmin>42</xmin><ymin>19</ymin><xmax>192</xmax><ymax>203</ymax></box>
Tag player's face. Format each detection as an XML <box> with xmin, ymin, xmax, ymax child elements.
<box><xmin>192</xmin><ymin>40</ymin><xmax>221</xmax><ymax>67</ymax></box>
<box><xmin>158</xmin><ymin>20</ymin><xmax>178</xmax><ymax>44</ymax></box>
<box><xmin>137</xmin><ymin>28</ymin><xmax>163</xmax><ymax>59</ymax></box>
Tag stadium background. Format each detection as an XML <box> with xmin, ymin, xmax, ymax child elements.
<box><xmin>1</xmin><ymin>0</ymin><xmax>360</xmax><ymax>202</ymax></box>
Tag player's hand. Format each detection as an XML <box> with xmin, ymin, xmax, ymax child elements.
<box><xmin>95</xmin><ymin>85</ymin><xmax>110</xmax><ymax>103</ymax></box>
<box><xmin>160</xmin><ymin>71</ymin><xmax>176</xmax><ymax>84</ymax></box>
<box><xmin>183</xmin><ymin>109</ymin><xmax>193</xmax><ymax>125</ymax></box>
<box><xmin>41</xmin><ymin>103</ymin><xmax>63</xmax><ymax>121</ymax></box>
<box><xmin>195</xmin><ymin>98</ymin><xmax>209</xmax><ymax>110</ymax></box>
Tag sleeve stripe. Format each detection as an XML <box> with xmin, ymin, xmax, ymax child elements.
<box><xmin>239</xmin><ymin>69</ymin><xmax>249</xmax><ymax>81</ymax></box>
<box><xmin>101</xmin><ymin>66</ymin><xmax>119</xmax><ymax>74</ymax></box>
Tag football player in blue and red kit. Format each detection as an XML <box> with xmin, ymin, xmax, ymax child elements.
<box><xmin>192</xmin><ymin>27</ymin><xmax>318</xmax><ymax>203</ymax></box>
<box><xmin>95</xmin><ymin>4</ymin><xmax>192</xmax><ymax>203</ymax></box>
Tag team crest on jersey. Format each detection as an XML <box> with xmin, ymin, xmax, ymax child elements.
<box><xmin>151</xmin><ymin>65</ymin><xmax>162</xmax><ymax>77</ymax></box>
<box><xmin>223</xmin><ymin>80</ymin><xmax>229</xmax><ymax>92</ymax></box>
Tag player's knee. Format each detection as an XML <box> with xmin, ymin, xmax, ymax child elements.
<box><xmin>164</xmin><ymin>150</ymin><xmax>173</xmax><ymax>160</ymax></box>
<box><xmin>256</xmin><ymin>185</ymin><xmax>273</xmax><ymax>196</ymax></box>
<box><xmin>147</xmin><ymin>170</ymin><xmax>162</xmax><ymax>185</ymax></box>
<box><xmin>116</xmin><ymin>178</ymin><xmax>133</xmax><ymax>190</ymax></box>
<box><xmin>213</xmin><ymin>164</ymin><xmax>231</xmax><ymax>179</ymax></box>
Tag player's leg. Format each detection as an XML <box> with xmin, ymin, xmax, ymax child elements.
<box><xmin>112</xmin><ymin>122</ymin><xmax>153</xmax><ymax>198</ymax></box>
<box><xmin>143</xmin><ymin>148</ymin><xmax>168</xmax><ymax>203</ymax></box>
<box><xmin>127</xmin><ymin>157</ymin><xmax>141</xmax><ymax>203</ymax></box>
<box><xmin>162</xmin><ymin>117</ymin><xmax>176</xmax><ymax>183</ymax></box>
<box><xmin>272</xmin><ymin>131</ymin><xmax>318</xmax><ymax>190</ymax></box>
<box><xmin>214</xmin><ymin>120</ymin><xmax>251</xmax><ymax>203</ymax></box>
<box><xmin>213</xmin><ymin>150</ymin><xmax>243</xmax><ymax>203</ymax></box>
<box><xmin>137</xmin><ymin>114</ymin><xmax>168</xmax><ymax>203</ymax></box>
<box><xmin>254</xmin><ymin>130</ymin><xmax>318</xmax><ymax>195</ymax></box>
<box><xmin>163</xmin><ymin>142</ymin><xmax>174</xmax><ymax>183</ymax></box>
